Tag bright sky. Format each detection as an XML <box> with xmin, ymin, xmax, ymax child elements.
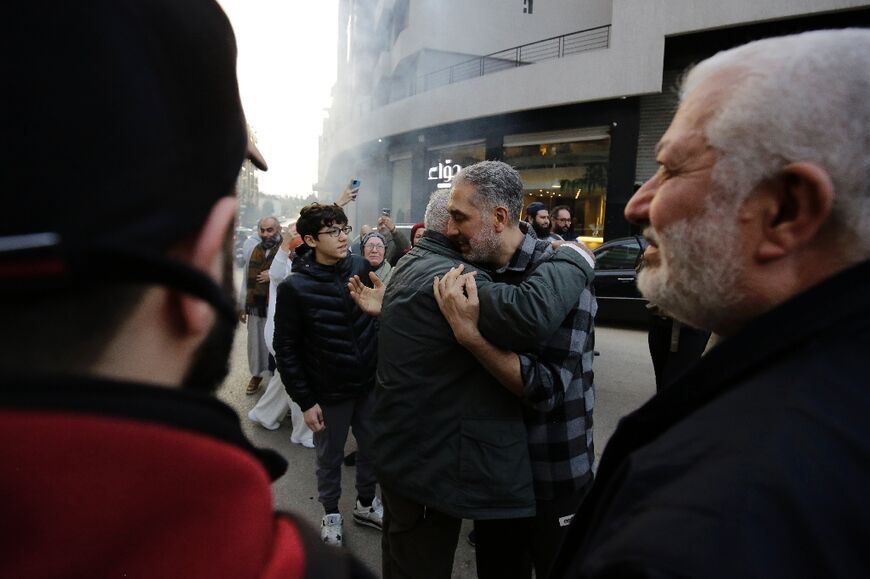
<box><xmin>218</xmin><ymin>0</ymin><xmax>338</xmax><ymax>198</ymax></box>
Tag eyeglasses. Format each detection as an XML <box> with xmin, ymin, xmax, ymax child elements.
<box><xmin>317</xmin><ymin>226</ymin><xmax>352</xmax><ymax>238</ymax></box>
<box><xmin>364</xmin><ymin>244</ymin><xmax>385</xmax><ymax>251</ymax></box>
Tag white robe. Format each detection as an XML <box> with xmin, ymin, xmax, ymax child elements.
<box><xmin>247</xmin><ymin>249</ymin><xmax>314</xmax><ymax>446</ymax></box>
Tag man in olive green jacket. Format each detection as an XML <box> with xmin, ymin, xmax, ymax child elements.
<box><xmin>367</xmin><ymin>164</ymin><xmax>594</xmax><ymax>579</ymax></box>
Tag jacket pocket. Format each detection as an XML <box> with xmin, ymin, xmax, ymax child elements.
<box><xmin>459</xmin><ymin>419</ymin><xmax>533</xmax><ymax>508</ymax></box>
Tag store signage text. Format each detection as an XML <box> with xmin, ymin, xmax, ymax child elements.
<box><xmin>428</xmin><ymin>159</ymin><xmax>462</xmax><ymax>189</ymax></box>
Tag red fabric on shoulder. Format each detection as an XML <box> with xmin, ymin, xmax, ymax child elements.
<box><xmin>0</xmin><ymin>410</ymin><xmax>305</xmax><ymax>578</ymax></box>
<box><xmin>261</xmin><ymin>518</ymin><xmax>307</xmax><ymax>579</ymax></box>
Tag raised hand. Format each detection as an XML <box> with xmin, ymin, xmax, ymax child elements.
<box><xmin>377</xmin><ymin>215</ymin><xmax>396</xmax><ymax>233</ymax></box>
<box><xmin>348</xmin><ymin>272</ymin><xmax>385</xmax><ymax>316</ymax></box>
<box><xmin>336</xmin><ymin>179</ymin><xmax>358</xmax><ymax>207</ymax></box>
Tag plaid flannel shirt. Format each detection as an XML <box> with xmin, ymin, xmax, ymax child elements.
<box><xmin>493</xmin><ymin>231</ymin><xmax>597</xmax><ymax>500</ymax></box>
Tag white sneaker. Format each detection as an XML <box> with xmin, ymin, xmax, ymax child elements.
<box><xmin>320</xmin><ymin>513</ymin><xmax>343</xmax><ymax>546</ymax></box>
<box><xmin>352</xmin><ymin>496</ymin><xmax>383</xmax><ymax>530</ymax></box>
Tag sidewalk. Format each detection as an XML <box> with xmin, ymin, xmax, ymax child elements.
<box><xmin>217</xmin><ymin>322</ymin><xmax>655</xmax><ymax>577</ymax></box>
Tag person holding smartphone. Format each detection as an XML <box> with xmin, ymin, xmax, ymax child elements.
<box><xmin>376</xmin><ymin>211</ymin><xmax>410</xmax><ymax>266</ymax></box>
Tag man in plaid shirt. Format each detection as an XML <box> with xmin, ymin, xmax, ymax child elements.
<box><xmin>436</xmin><ymin>168</ymin><xmax>596</xmax><ymax>579</ymax></box>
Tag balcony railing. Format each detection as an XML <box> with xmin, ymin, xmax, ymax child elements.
<box><xmin>404</xmin><ymin>25</ymin><xmax>610</xmax><ymax>101</ymax></box>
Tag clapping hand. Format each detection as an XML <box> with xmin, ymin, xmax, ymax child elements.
<box><xmin>348</xmin><ymin>272</ymin><xmax>385</xmax><ymax>316</ymax></box>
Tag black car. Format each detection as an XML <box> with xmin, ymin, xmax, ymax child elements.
<box><xmin>592</xmin><ymin>235</ymin><xmax>649</xmax><ymax>325</ymax></box>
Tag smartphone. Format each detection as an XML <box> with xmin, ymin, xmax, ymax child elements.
<box><xmin>381</xmin><ymin>208</ymin><xmax>391</xmax><ymax>217</ymax></box>
<box><xmin>350</xmin><ymin>179</ymin><xmax>361</xmax><ymax>195</ymax></box>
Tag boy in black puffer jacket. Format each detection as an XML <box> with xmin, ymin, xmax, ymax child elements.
<box><xmin>274</xmin><ymin>203</ymin><xmax>382</xmax><ymax>547</ymax></box>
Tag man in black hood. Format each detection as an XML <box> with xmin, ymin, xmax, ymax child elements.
<box><xmin>525</xmin><ymin>201</ymin><xmax>562</xmax><ymax>242</ymax></box>
<box><xmin>0</xmin><ymin>1</ymin><xmax>372</xmax><ymax>577</ymax></box>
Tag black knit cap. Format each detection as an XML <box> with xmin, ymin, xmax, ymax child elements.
<box><xmin>0</xmin><ymin>0</ymin><xmax>262</xmax><ymax>319</ymax></box>
<box><xmin>525</xmin><ymin>201</ymin><xmax>547</xmax><ymax>217</ymax></box>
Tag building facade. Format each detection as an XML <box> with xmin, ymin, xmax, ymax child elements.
<box><xmin>318</xmin><ymin>0</ymin><xmax>870</xmax><ymax>243</ymax></box>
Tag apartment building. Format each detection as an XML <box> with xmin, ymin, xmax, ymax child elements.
<box><xmin>318</xmin><ymin>0</ymin><xmax>870</xmax><ymax>242</ymax></box>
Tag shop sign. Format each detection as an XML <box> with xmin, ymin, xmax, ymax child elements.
<box><xmin>428</xmin><ymin>159</ymin><xmax>462</xmax><ymax>189</ymax></box>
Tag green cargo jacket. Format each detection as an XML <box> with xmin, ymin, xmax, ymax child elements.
<box><xmin>371</xmin><ymin>232</ymin><xmax>594</xmax><ymax>520</ymax></box>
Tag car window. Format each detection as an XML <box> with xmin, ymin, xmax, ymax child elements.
<box><xmin>595</xmin><ymin>243</ymin><xmax>640</xmax><ymax>270</ymax></box>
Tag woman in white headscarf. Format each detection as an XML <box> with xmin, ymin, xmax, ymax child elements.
<box><xmin>361</xmin><ymin>231</ymin><xmax>392</xmax><ymax>284</ymax></box>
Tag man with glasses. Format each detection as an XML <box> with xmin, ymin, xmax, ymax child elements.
<box><xmin>525</xmin><ymin>202</ymin><xmax>562</xmax><ymax>242</ymax></box>
<box><xmin>273</xmin><ymin>203</ymin><xmax>383</xmax><ymax>547</ymax></box>
<box><xmin>551</xmin><ymin>205</ymin><xmax>578</xmax><ymax>241</ymax></box>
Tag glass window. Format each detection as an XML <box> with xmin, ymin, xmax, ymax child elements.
<box><xmin>595</xmin><ymin>243</ymin><xmax>640</xmax><ymax>270</ymax></box>
<box><xmin>504</xmin><ymin>133</ymin><xmax>610</xmax><ymax>243</ymax></box>
<box><xmin>390</xmin><ymin>156</ymin><xmax>412</xmax><ymax>224</ymax></box>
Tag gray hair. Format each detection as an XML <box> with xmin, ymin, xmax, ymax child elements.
<box><xmin>683</xmin><ymin>29</ymin><xmax>870</xmax><ymax>259</ymax></box>
<box><xmin>451</xmin><ymin>161</ymin><xmax>524</xmax><ymax>225</ymax></box>
<box><xmin>424</xmin><ymin>189</ymin><xmax>450</xmax><ymax>233</ymax></box>
<box><xmin>258</xmin><ymin>215</ymin><xmax>279</xmax><ymax>229</ymax></box>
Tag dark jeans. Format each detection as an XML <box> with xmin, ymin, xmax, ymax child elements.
<box><xmin>381</xmin><ymin>486</ymin><xmax>462</xmax><ymax>579</ymax></box>
<box><xmin>314</xmin><ymin>391</ymin><xmax>377</xmax><ymax>512</ymax></box>
<box><xmin>475</xmin><ymin>483</ymin><xmax>590</xmax><ymax>579</ymax></box>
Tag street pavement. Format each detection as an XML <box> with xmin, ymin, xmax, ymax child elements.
<box><xmin>217</xmin><ymin>320</ymin><xmax>655</xmax><ymax>577</ymax></box>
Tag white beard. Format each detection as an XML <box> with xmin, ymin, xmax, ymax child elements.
<box><xmin>637</xmin><ymin>200</ymin><xmax>745</xmax><ymax>333</ymax></box>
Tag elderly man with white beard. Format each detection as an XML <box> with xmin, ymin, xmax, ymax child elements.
<box><xmin>551</xmin><ymin>29</ymin><xmax>870</xmax><ymax>579</ymax></box>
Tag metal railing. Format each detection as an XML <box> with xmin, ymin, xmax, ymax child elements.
<box><xmin>405</xmin><ymin>24</ymin><xmax>610</xmax><ymax>100</ymax></box>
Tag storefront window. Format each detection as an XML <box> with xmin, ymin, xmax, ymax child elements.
<box><xmin>390</xmin><ymin>154</ymin><xmax>412</xmax><ymax>224</ymax></box>
<box><xmin>426</xmin><ymin>141</ymin><xmax>486</xmax><ymax>193</ymax></box>
<box><xmin>504</xmin><ymin>128</ymin><xmax>610</xmax><ymax>243</ymax></box>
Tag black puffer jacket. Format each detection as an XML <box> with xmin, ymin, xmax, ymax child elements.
<box><xmin>273</xmin><ymin>253</ymin><xmax>378</xmax><ymax>411</ymax></box>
